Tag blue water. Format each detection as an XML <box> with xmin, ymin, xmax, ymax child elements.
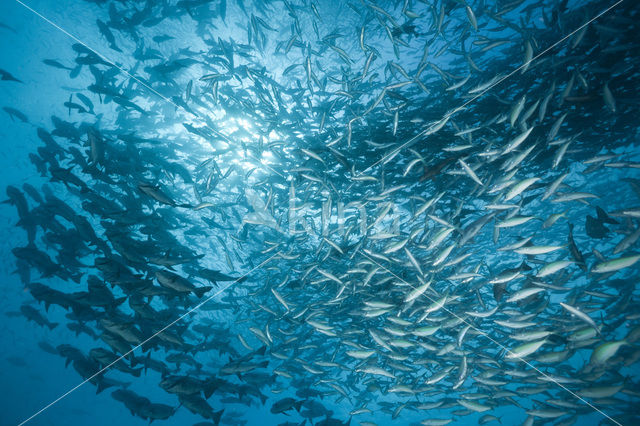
<box><xmin>1</xmin><ymin>0</ymin><xmax>639</xmax><ymax>425</ymax></box>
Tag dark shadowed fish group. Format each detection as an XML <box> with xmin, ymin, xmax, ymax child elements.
<box><xmin>3</xmin><ymin>0</ymin><xmax>640</xmax><ymax>425</ymax></box>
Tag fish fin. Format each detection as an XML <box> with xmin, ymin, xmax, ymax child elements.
<box><xmin>599</xmin><ymin>206</ymin><xmax>619</xmax><ymax>224</ymax></box>
<box><xmin>70</xmin><ymin>65</ymin><xmax>82</xmax><ymax>79</ymax></box>
<box><xmin>95</xmin><ymin>379</ymin><xmax>108</xmax><ymax>394</ymax></box>
<box><xmin>599</xmin><ymin>312</ymin><xmax>606</xmax><ymax>336</ymax></box>
<box><xmin>519</xmin><ymin>261</ymin><xmax>532</xmax><ymax>271</ymax></box>
<box><xmin>213</xmin><ymin>409</ymin><xmax>224</xmax><ymax>426</ymax></box>
<box><xmin>204</xmin><ymin>381</ymin><xmax>215</xmax><ymax>399</ymax></box>
<box><xmin>113</xmin><ymin>296</ymin><xmax>127</xmax><ymax>307</ymax></box>
<box><xmin>193</xmin><ymin>286</ymin><xmax>212</xmax><ymax>298</ymax></box>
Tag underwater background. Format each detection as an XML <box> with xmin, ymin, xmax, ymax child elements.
<box><xmin>1</xmin><ymin>0</ymin><xmax>640</xmax><ymax>425</ymax></box>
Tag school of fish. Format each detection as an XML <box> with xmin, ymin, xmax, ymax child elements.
<box><xmin>2</xmin><ymin>0</ymin><xmax>640</xmax><ymax>425</ymax></box>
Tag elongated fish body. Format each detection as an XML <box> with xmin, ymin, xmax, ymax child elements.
<box><xmin>592</xmin><ymin>254</ymin><xmax>640</xmax><ymax>273</ymax></box>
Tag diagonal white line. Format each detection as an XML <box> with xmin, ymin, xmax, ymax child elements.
<box><xmin>12</xmin><ymin>0</ymin><xmax>189</xmax><ymax>116</ymax></box>
<box><xmin>356</xmin><ymin>0</ymin><xmax>625</xmax><ymax>177</ymax></box>
<box><xmin>4</xmin><ymin>11</ymin><xmax>287</xmax><ymax>423</ymax></box>
<box><xmin>16</xmin><ymin>0</ymin><xmax>624</xmax><ymax>189</ymax></box>
<box><xmin>10</xmin><ymin>0</ymin><xmax>628</xmax><ymax>424</ymax></box>
<box><xmin>13</xmin><ymin>0</ymin><xmax>281</xmax><ymax>174</ymax></box>
<box><xmin>18</xmin><ymin>253</ymin><xmax>278</xmax><ymax>425</ymax></box>
<box><xmin>360</xmin><ymin>252</ymin><xmax>622</xmax><ymax>426</ymax></box>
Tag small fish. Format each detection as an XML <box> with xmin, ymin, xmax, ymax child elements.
<box><xmin>2</xmin><ymin>106</ymin><xmax>28</xmax><ymax>122</ymax></box>
<box><xmin>592</xmin><ymin>254</ymin><xmax>640</xmax><ymax>273</ymax></box>
<box><xmin>603</xmin><ymin>82</ymin><xmax>616</xmax><ymax>113</ymax></box>
<box><xmin>0</xmin><ymin>68</ymin><xmax>22</xmax><ymax>82</ymax></box>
